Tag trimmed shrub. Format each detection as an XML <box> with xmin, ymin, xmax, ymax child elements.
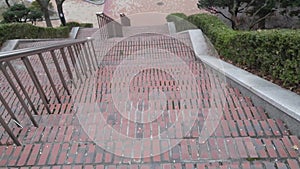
<box><xmin>229</xmin><ymin>29</ymin><xmax>300</xmax><ymax>86</ymax></box>
<box><xmin>167</xmin><ymin>13</ymin><xmax>300</xmax><ymax>87</ymax></box>
<box><xmin>187</xmin><ymin>14</ymin><xmax>237</xmax><ymax>58</ymax></box>
<box><xmin>65</xmin><ymin>21</ymin><xmax>81</xmax><ymax>28</ymax></box>
<box><xmin>80</xmin><ymin>23</ymin><xmax>93</xmax><ymax>28</ymax></box>
<box><xmin>0</xmin><ymin>23</ymin><xmax>69</xmax><ymax>46</ymax></box>
<box><xmin>64</xmin><ymin>22</ymin><xmax>93</xmax><ymax>30</ymax></box>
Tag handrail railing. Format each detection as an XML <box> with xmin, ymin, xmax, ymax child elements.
<box><xmin>0</xmin><ymin>37</ymin><xmax>98</xmax><ymax>146</ymax></box>
<box><xmin>96</xmin><ymin>12</ymin><xmax>123</xmax><ymax>38</ymax></box>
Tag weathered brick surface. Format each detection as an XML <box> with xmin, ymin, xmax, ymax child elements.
<box><xmin>0</xmin><ymin>27</ymin><xmax>299</xmax><ymax>168</ymax></box>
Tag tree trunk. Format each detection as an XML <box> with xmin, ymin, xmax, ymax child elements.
<box><xmin>43</xmin><ymin>7</ymin><xmax>53</xmax><ymax>27</ymax></box>
<box><xmin>36</xmin><ymin>0</ymin><xmax>53</xmax><ymax>27</ymax></box>
<box><xmin>229</xmin><ymin>0</ymin><xmax>240</xmax><ymax>30</ymax></box>
<box><xmin>257</xmin><ymin>18</ymin><xmax>266</xmax><ymax>29</ymax></box>
<box><xmin>56</xmin><ymin>2</ymin><xmax>66</xmax><ymax>26</ymax></box>
<box><xmin>5</xmin><ymin>0</ymin><xmax>10</xmax><ymax>7</ymax></box>
<box><xmin>230</xmin><ymin>14</ymin><xmax>238</xmax><ymax>29</ymax></box>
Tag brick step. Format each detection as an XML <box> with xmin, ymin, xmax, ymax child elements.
<box><xmin>0</xmin><ymin>118</ymin><xmax>291</xmax><ymax>145</ymax></box>
<box><xmin>98</xmin><ymin>57</ymin><xmax>196</xmax><ymax>67</ymax></box>
<box><xmin>0</xmin><ymin>84</ymin><xmax>69</xmax><ymax>103</ymax></box>
<box><xmin>0</xmin><ymin>71</ymin><xmax>72</xmax><ymax>87</ymax></box>
<box><xmin>0</xmin><ymin>89</ymin><xmax>72</xmax><ymax>124</ymax></box>
<box><xmin>93</xmin><ymin>32</ymin><xmax>193</xmax><ymax>58</ymax></box>
<box><xmin>85</xmin><ymin>101</ymin><xmax>269</xmax><ymax>121</ymax></box>
<box><xmin>123</xmin><ymin>24</ymin><xmax>170</xmax><ymax>37</ymax></box>
<box><xmin>96</xmin><ymin>38</ymin><xmax>195</xmax><ymax>61</ymax></box>
<box><xmin>1</xmin><ymin>160</ymin><xmax>299</xmax><ymax>169</ymax></box>
<box><xmin>17</xmin><ymin>101</ymin><xmax>269</xmax><ymax>126</ymax></box>
<box><xmin>0</xmin><ymin>72</ymin><xmax>98</xmax><ymax>122</ymax></box>
<box><xmin>0</xmin><ymin>136</ymin><xmax>299</xmax><ymax>167</ymax></box>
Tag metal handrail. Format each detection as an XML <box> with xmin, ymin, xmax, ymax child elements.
<box><xmin>0</xmin><ymin>39</ymin><xmax>86</xmax><ymax>61</ymax></box>
<box><xmin>96</xmin><ymin>12</ymin><xmax>123</xmax><ymax>38</ymax></box>
<box><xmin>0</xmin><ymin>37</ymin><xmax>98</xmax><ymax>146</ymax></box>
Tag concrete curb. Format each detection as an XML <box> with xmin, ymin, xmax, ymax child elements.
<box><xmin>0</xmin><ymin>40</ymin><xmax>19</xmax><ymax>52</ymax></box>
<box><xmin>69</xmin><ymin>27</ymin><xmax>80</xmax><ymax>39</ymax></box>
<box><xmin>0</xmin><ymin>39</ymin><xmax>62</xmax><ymax>52</ymax></box>
<box><xmin>189</xmin><ymin>29</ymin><xmax>300</xmax><ymax>134</ymax></box>
<box><xmin>167</xmin><ymin>22</ymin><xmax>176</xmax><ymax>34</ymax></box>
<box><xmin>0</xmin><ymin>27</ymin><xmax>80</xmax><ymax>52</ymax></box>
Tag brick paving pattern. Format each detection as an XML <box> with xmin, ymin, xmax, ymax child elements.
<box><xmin>0</xmin><ymin>26</ymin><xmax>300</xmax><ymax>169</ymax></box>
<box><xmin>0</xmin><ymin>16</ymin><xmax>300</xmax><ymax>169</ymax></box>
<box><xmin>104</xmin><ymin>0</ymin><xmax>201</xmax><ymax>19</ymax></box>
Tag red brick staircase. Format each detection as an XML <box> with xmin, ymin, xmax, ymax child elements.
<box><xmin>0</xmin><ymin>22</ymin><xmax>299</xmax><ymax>168</ymax></box>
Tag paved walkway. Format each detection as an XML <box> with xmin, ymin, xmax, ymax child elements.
<box><xmin>35</xmin><ymin>0</ymin><xmax>104</xmax><ymax>27</ymax></box>
<box><xmin>104</xmin><ymin>0</ymin><xmax>204</xmax><ymax>26</ymax></box>
<box><xmin>35</xmin><ymin>0</ymin><xmax>204</xmax><ymax>27</ymax></box>
<box><xmin>104</xmin><ymin>0</ymin><xmax>201</xmax><ymax>18</ymax></box>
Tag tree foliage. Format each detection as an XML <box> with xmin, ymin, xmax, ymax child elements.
<box><xmin>28</xmin><ymin>7</ymin><xmax>43</xmax><ymax>24</ymax></box>
<box><xmin>2</xmin><ymin>3</ymin><xmax>43</xmax><ymax>24</ymax></box>
<box><xmin>2</xmin><ymin>4</ymin><xmax>30</xmax><ymax>23</ymax></box>
<box><xmin>197</xmin><ymin>0</ymin><xmax>300</xmax><ymax>30</ymax></box>
<box><xmin>168</xmin><ymin>13</ymin><xmax>300</xmax><ymax>88</ymax></box>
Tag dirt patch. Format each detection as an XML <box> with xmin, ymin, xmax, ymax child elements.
<box><xmin>220</xmin><ymin>56</ymin><xmax>300</xmax><ymax>95</ymax></box>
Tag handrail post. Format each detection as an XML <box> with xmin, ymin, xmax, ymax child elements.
<box><xmin>38</xmin><ymin>53</ymin><xmax>62</xmax><ymax>103</ymax></box>
<box><xmin>6</xmin><ymin>62</ymin><xmax>39</xmax><ymax>115</ymax></box>
<box><xmin>22</xmin><ymin>57</ymin><xmax>52</xmax><ymax>115</ymax></box>
<box><xmin>67</xmin><ymin>46</ymin><xmax>83</xmax><ymax>84</ymax></box>
<box><xmin>0</xmin><ymin>114</ymin><xmax>21</xmax><ymax>146</ymax></box>
<box><xmin>0</xmin><ymin>90</ymin><xmax>20</xmax><ymax>124</ymax></box>
<box><xmin>120</xmin><ymin>13</ymin><xmax>131</xmax><ymax>26</ymax></box>
<box><xmin>0</xmin><ymin>62</ymin><xmax>39</xmax><ymax>127</ymax></box>
<box><xmin>50</xmin><ymin>50</ymin><xmax>70</xmax><ymax>95</ymax></box>
<box><xmin>86</xmin><ymin>37</ymin><xmax>98</xmax><ymax>70</ymax></box>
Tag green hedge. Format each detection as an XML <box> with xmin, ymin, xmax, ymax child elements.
<box><xmin>0</xmin><ymin>23</ymin><xmax>69</xmax><ymax>46</ymax></box>
<box><xmin>166</xmin><ymin>13</ymin><xmax>196</xmax><ymax>32</ymax></box>
<box><xmin>167</xmin><ymin>13</ymin><xmax>300</xmax><ymax>86</ymax></box>
<box><xmin>64</xmin><ymin>22</ymin><xmax>93</xmax><ymax>30</ymax></box>
<box><xmin>79</xmin><ymin>23</ymin><xmax>93</xmax><ymax>28</ymax></box>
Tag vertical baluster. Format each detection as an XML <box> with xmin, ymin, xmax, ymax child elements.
<box><xmin>22</xmin><ymin>57</ymin><xmax>51</xmax><ymax>115</ymax></box>
<box><xmin>0</xmin><ymin>62</ymin><xmax>38</xmax><ymax>127</ymax></box>
<box><xmin>77</xmin><ymin>44</ymin><xmax>89</xmax><ymax>76</ymax></box>
<box><xmin>6</xmin><ymin>62</ymin><xmax>39</xmax><ymax>115</ymax></box>
<box><xmin>90</xmin><ymin>39</ymin><xmax>98</xmax><ymax>68</ymax></box>
<box><xmin>0</xmin><ymin>90</ymin><xmax>20</xmax><ymax>124</ymax></box>
<box><xmin>96</xmin><ymin>12</ymin><xmax>101</xmax><ymax>28</ymax></box>
<box><xmin>86</xmin><ymin>38</ymin><xmax>97</xmax><ymax>70</ymax></box>
<box><xmin>0</xmin><ymin>113</ymin><xmax>21</xmax><ymax>146</ymax></box>
<box><xmin>73</xmin><ymin>44</ymin><xmax>87</xmax><ymax>77</ymax></box>
<box><xmin>82</xmin><ymin>43</ymin><xmax>93</xmax><ymax>74</ymax></box>
<box><xmin>60</xmin><ymin>48</ymin><xmax>74</xmax><ymax>82</ymax></box>
<box><xmin>67</xmin><ymin>46</ymin><xmax>82</xmax><ymax>84</ymax></box>
<box><xmin>50</xmin><ymin>50</ymin><xmax>70</xmax><ymax>95</ymax></box>
<box><xmin>38</xmin><ymin>53</ymin><xmax>61</xmax><ymax>103</ymax></box>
